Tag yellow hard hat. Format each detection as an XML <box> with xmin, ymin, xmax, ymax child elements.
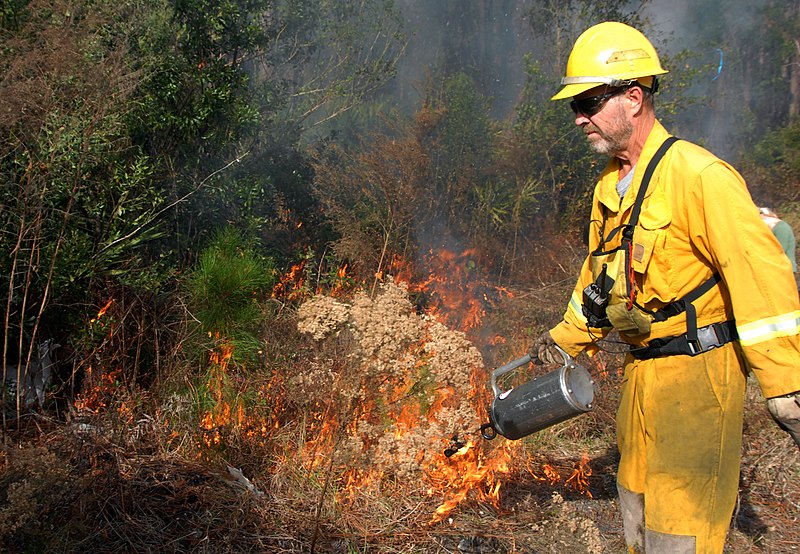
<box><xmin>551</xmin><ymin>22</ymin><xmax>668</xmax><ymax>101</ymax></box>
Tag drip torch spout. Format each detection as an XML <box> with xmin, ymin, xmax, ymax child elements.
<box><xmin>443</xmin><ymin>435</ymin><xmax>467</xmax><ymax>457</ymax></box>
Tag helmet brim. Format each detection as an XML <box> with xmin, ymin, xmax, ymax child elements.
<box><xmin>550</xmin><ymin>73</ymin><xmax>665</xmax><ymax>101</ymax></box>
<box><xmin>550</xmin><ymin>82</ymin><xmax>599</xmax><ymax>101</ymax></box>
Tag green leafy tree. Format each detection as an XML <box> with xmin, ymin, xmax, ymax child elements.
<box><xmin>740</xmin><ymin>119</ymin><xmax>800</xmax><ymax>207</ymax></box>
<box><xmin>121</xmin><ymin>0</ymin><xmax>406</xmax><ymax>259</ymax></box>
<box><xmin>0</xmin><ymin>0</ymin><xmax>405</xmax><ymax>416</ymax></box>
<box><xmin>0</xmin><ymin>1</ymin><xmax>168</xmax><ymax>405</ymax></box>
<box><xmin>420</xmin><ymin>72</ymin><xmax>496</xmax><ymax>235</ymax></box>
<box><xmin>677</xmin><ymin>0</ymin><xmax>800</xmax><ymax>136</ymax></box>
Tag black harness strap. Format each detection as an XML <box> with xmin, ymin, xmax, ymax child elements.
<box><xmin>591</xmin><ymin>136</ymin><xmax>731</xmax><ymax>357</ymax></box>
<box><xmin>595</xmin><ymin>137</ymin><xmax>679</xmax><ymax>254</ymax></box>
<box><xmin>630</xmin><ymin>320</ymin><xmax>737</xmax><ymax>359</ymax></box>
<box><xmin>649</xmin><ymin>272</ymin><xmax>722</xmax><ymax>323</ymax></box>
<box><xmin>623</xmin><ymin>136</ymin><xmax>680</xmax><ymax>241</ymax></box>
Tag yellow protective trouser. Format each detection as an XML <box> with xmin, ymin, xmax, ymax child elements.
<box><xmin>617</xmin><ymin>342</ymin><xmax>746</xmax><ymax>554</ymax></box>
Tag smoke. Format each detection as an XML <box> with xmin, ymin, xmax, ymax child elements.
<box><xmin>640</xmin><ymin>0</ymin><xmax>764</xmax><ymax>161</ymax></box>
<box><xmin>386</xmin><ymin>0</ymin><xmax>774</xmax><ymax>161</ymax></box>
<box><xmin>389</xmin><ymin>0</ymin><xmax>535</xmax><ymax>119</ymax></box>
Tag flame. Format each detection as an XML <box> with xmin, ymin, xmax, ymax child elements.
<box><xmin>272</xmin><ymin>260</ymin><xmax>357</xmax><ymax>301</ymax></box>
<box><xmin>328</xmin><ymin>264</ymin><xmax>356</xmax><ymax>297</ymax></box>
<box><xmin>75</xmin><ymin>298</ymin><xmax>121</xmax><ymax>413</ymax></box>
<box><xmin>73</xmin><ymin>365</ymin><xmax>123</xmax><ymax>413</ymax></box>
<box><xmin>272</xmin><ymin>260</ymin><xmax>308</xmax><ymax>302</ymax></box>
<box><xmin>542</xmin><ymin>464</ymin><xmax>561</xmax><ymax>485</ymax></box>
<box><xmin>522</xmin><ymin>453</ymin><xmax>594</xmax><ymax>499</ymax></box>
<box><xmin>199</xmin><ymin>341</ymin><xmax>233</xmax><ymax>449</ymax></box>
<box><xmin>96</xmin><ymin>298</ymin><xmax>114</xmax><ymax>319</ymax></box>
<box><xmin>564</xmin><ymin>452</ymin><xmax>593</xmax><ymax>498</ymax></box>
<box><xmin>268</xmin><ymin>247</ymin><xmax>591</xmax><ymax>522</ymax></box>
<box><xmin>380</xmin><ymin>249</ymin><xmax>520</xmax><ymax>520</ymax></box>
<box><xmin>426</xmin><ymin>439</ymin><xmax>516</xmax><ymax>523</ymax></box>
<box><xmin>391</xmin><ymin>249</ymin><xmax>512</xmax><ymax>333</ymax></box>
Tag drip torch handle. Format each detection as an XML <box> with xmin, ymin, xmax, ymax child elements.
<box><xmin>554</xmin><ymin>345</ymin><xmax>571</xmax><ymax>367</ymax></box>
<box><xmin>490</xmin><ymin>346</ymin><xmax>573</xmax><ymax>397</ymax></box>
<box><xmin>491</xmin><ymin>354</ymin><xmax>531</xmax><ymax>397</ymax></box>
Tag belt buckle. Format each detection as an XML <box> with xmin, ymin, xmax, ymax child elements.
<box><xmin>695</xmin><ymin>324</ymin><xmax>722</xmax><ymax>353</ymax></box>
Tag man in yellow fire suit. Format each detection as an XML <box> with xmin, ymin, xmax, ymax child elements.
<box><xmin>530</xmin><ymin>21</ymin><xmax>800</xmax><ymax>554</ymax></box>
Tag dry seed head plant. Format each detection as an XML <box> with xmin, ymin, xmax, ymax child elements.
<box><xmin>0</xmin><ymin>448</ymin><xmax>72</xmax><ymax>540</ymax></box>
<box><xmin>297</xmin><ymin>277</ymin><xmax>484</xmax><ymax>481</ymax></box>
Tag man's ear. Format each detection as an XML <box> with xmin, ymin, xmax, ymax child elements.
<box><xmin>626</xmin><ymin>86</ymin><xmax>646</xmax><ymax>115</ymax></box>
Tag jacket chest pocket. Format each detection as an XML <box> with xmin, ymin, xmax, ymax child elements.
<box><xmin>631</xmin><ymin>197</ymin><xmax>671</xmax><ymax>275</ymax></box>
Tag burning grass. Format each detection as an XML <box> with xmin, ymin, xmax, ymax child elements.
<box><xmin>1</xmin><ymin>249</ymin><xmax>799</xmax><ymax>552</ymax></box>
<box><xmin>4</xmin><ymin>385</ymin><xmax>793</xmax><ymax>553</ymax></box>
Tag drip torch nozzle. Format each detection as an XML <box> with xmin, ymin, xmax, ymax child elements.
<box><xmin>443</xmin><ymin>435</ymin><xmax>466</xmax><ymax>457</ymax></box>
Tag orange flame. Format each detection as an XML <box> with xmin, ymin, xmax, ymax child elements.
<box><xmin>278</xmin><ymin>246</ymin><xmax>591</xmax><ymax>522</ymax></box>
<box><xmin>73</xmin><ymin>365</ymin><xmax>122</xmax><ymax>413</ymax></box>
<box><xmin>97</xmin><ymin>298</ymin><xmax>114</xmax><ymax>318</ymax></box>
<box><xmin>75</xmin><ymin>297</ymin><xmax>121</xmax><ymax>413</ymax></box>
<box><xmin>565</xmin><ymin>452</ymin><xmax>593</xmax><ymax>498</ymax></box>
<box><xmin>327</xmin><ymin>264</ymin><xmax>356</xmax><ymax>297</ymax></box>
<box><xmin>391</xmin><ymin>249</ymin><xmax>511</xmax><ymax>333</ymax></box>
<box><xmin>542</xmin><ymin>464</ymin><xmax>561</xmax><ymax>485</ymax></box>
<box><xmin>427</xmin><ymin>439</ymin><xmax>516</xmax><ymax>523</ymax></box>
<box><xmin>272</xmin><ymin>261</ymin><xmax>308</xmax><ymax>302</ymax></box>
<box><xmin>199</xmin><ymin>340</ymin><xmax>240</xmax><ymax>451</ymax></box>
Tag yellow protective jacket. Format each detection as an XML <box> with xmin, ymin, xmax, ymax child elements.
<box><xmin>550</xmin><ymin>120</ymin><xmax>800</xmax><ymax>398</ymax></box>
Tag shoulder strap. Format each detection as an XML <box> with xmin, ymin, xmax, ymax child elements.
<box><xmin>623</xmin><ymin>136</ymin><xmax>679</xmax><ymax>240</ymax></box>
<box><xmin>596</xmin><ymin>136</ymin><xmax>679</xmax><ymax>253</ymax></box>
<box><xmin>623</xmin><ymin>136</ymin><xmax>724</xmax><ymax>340</ymax></box>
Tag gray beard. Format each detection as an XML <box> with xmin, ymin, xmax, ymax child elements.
<box><xmin>590</xmin><ymin>120</ymin><xmax>633</xmax><ymax>156</ymax></box>
<box><xmin>587</xmin><ymin>103</ymin><xmax>633</xmax><ymax>156</ymax></box>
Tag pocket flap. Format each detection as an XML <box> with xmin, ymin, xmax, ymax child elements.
<box><xmin>639</xmin><ymin>196</ymin><xmax>671</xmax><ymax>230</ymax></box>
<box><xmin>631</xmin><ymin>227</ymin><xmax>663</xmax><ymax>274</ymax></box>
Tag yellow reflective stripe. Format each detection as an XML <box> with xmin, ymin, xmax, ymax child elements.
<box><xmin>737</xmin><ymin>310</ymin><xmax>800</xmax><ymax>346</ymax></box>
<box><xmin>568</xmin><ymin>291</ymin><xmax>588</xmax><ymax>324</ymax></box>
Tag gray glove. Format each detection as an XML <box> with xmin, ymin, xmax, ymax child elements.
<box><xmin>766</xmin><ymin>392</ymin><xmax>800</xmax><ymax>448</ymax></box>
<box><xmin>530</xmin><ymin>331</ymin><xmax>563</xmax><ymax>365</ymax></box>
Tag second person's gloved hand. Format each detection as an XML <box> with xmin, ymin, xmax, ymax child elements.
<box><xmin>767</xmin><ymin>392</ymin><xmax>800</xmax><ymax>449</ymax></box>
<box><xmin>530</xmin><ymin>331</ymin><xmax>563</xmax><ymax>365</ymax></box>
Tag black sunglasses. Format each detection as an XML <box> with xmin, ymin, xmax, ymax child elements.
<box><xmin>570</xmin><ymin>86</ymin><xmax>631</xmax><ymax>117</ymax></box>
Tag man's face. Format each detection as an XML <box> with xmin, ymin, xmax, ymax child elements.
<box><xmin>571</xmin><ymin>86</ymin><xmax>633</xmax><ymax>157</ymax></box>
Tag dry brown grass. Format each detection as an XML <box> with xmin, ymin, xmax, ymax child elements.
<box><xmin>1</xmin><ymin>241</ymin><xmax>798</xmax><ymax>553</ymax></box>
<box><xmin>2</xmin><ymin>383</ymin><xmax>793</xmax><ymax>553</ymax></box>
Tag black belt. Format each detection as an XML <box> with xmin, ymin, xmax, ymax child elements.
<box><xmin>629</xmin><ymin>321</ymin><xmax>738</xmax><ymax>360</ymax></box>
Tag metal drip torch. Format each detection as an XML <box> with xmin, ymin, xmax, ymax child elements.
<box><xmin>479</xmin><ymin>346</ymin><xmax>595</xmax><ymax>441</ymax></box>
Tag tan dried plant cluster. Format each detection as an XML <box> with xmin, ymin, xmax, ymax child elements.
<box><xmin>296</xmin><ymin>277</ymin><xmax>485</xmax><ymax>479</ymax></box>
<box><xmin>0</xmin><ymin>447</ymin><xmax>72</xmax><ymax>540</ymax></box>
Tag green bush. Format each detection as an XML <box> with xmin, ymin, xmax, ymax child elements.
<box><xmin>185</xmin><ymin>226</ymin><xmax>277</xmax><ymax>369</ymax></box>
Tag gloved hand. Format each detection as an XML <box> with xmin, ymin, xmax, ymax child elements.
<box><xmin>529</xmin><ymin>331</ymin><xmax>564</xmax><ymax>365</ymax></box>
<box><xmin>766</xmin><ymin>392</ymin><xmax>800</xmax><ymax>448</ymax></box>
